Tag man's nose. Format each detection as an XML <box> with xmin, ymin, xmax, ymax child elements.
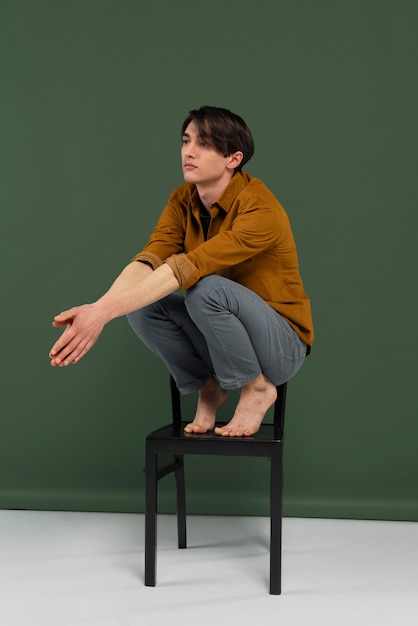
<box><xmin>185</xmin><ymin>142</ymin><xmax>197</xmax><ymax>157</ymax></box>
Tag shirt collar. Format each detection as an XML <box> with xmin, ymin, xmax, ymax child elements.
<box><xmin>213</xmin><ymin>171</ymin><xmax>247</xmax><ymax>213</ymax></box>
<box><xmin>189</xmin><ymin>171</ymin><xmax>248</xmax><ymax>213</ymax></box>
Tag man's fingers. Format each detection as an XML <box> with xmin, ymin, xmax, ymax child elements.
<box><xmin>50</xmin><ymin>326</ymin><xmax>100</xmax><ymax>365</ymax></box>
<box><xmin>70</xmin><ymin>340</ymin><xmax>93</xmax><ymax>364</ymax></box>
<box><xmin>49</xmin><ymin>325</ymin><xmax>77</xmax><ymax>360</ymax></box>
<box><xmin>49</xmin><ymin>304</ymin><xmax>104</xmax><ymax>366</ymax></box>
<box><xmin>52</xmin><ymin>309</ymin><xmax>76</xmax><ymax>325</ymax></box>
<box><xmin>52</xmin><ymin>337</ymin><xmax>93</xmax><ymax>366</ymax></box>
<box><xmin>51</xmin><ymin>337</ymin><xmax>81</xmax><ymax>366</ymax></box>
<box><xmin>50</xmin><ymin>309</ymin><xmax>81</xmax><ymax>357</ymax></box>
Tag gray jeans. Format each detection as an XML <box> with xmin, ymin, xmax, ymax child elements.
<box><xmin>127</xmin><ymin>275</ymin><xmax>307</xmax><ymax>394</ymax></box>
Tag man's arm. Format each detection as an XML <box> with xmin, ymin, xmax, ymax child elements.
<box><xmin>49</xmin><ymin>261</ymin><xmax>179</xmax><ymax>367</ymax></box>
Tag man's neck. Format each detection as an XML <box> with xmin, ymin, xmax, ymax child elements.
<box><xmin>197</xmin><ymin>176</ymin><xmax>233</xmax><ymax>211</ymax></box>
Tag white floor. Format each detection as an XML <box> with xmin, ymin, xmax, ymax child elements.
<box><xmin>0</xmin><ymin>510</ymin><xmax>417</xmax><ymax>626</ymax></box>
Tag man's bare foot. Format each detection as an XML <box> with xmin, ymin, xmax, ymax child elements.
<box><xmin>214</xmin><ymin>374</ymin><xmax>277</xmax><ymax>437</ymax></box>
<box><xmin>184</xmin><ymin>377</ymin><xmax>228</xmax><ymax>434</ymax></box>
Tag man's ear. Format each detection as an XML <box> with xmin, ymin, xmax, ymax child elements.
<box><xmin>227</xmin><ymin>151</ymin><xmax>244</xmax><ymax>171</ymax></box>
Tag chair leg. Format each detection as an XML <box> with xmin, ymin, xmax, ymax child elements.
<box><xmin>269</xmin><ymin>447</ymin><xmax>283</xmax><ymax>595</ymax></box>
<box><xmin>145</xmin><ymin>442</ymin><xmax>157</xmax><ymax>586</ymax></box>
<box><xmin>174</xmin><ymin>455</ymin><xmax>187</xmax><ymax>549</ymax></box>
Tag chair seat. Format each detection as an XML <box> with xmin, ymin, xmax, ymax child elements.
<box><xmin>147</xmin><ymin>422</ymin><xmax>283</xmax><ymax>456</ymax></box>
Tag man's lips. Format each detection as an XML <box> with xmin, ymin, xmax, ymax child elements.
<box><xmin>183</xmin><ymin>162</ymin><xmax>197</xmax><ymax>169</ymax></box>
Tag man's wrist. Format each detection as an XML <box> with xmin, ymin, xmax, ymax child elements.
<box><xmin>94</xmin><ymin>297</ymin><xmax>118</xmax><ymax>325</ymax></box>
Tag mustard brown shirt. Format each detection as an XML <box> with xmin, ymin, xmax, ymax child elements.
<box><xmin>132</xmin><ymin>171</ymin><xmax>314</xmax><ymax>347</ymax></box>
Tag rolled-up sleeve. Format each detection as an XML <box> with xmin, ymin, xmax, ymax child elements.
<box><xmin>165</xmin><ymin>253</ymin><xmax>201</xmax><ymax>289</ymax></box>
<box><xmin>131</xmin><ymin>251</ymin><xmax>164</xmax><ymax>269</ymax></box>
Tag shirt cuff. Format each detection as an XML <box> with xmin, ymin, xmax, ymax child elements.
<box><xmin>165</xmin><ymin>253</ymin><xmax>201</xmax><ymax>290</ymax></box>
<box><xmin>131</xmin><ymin>251</ymin><xmax>164</xmax><ymax>270</ymax></box>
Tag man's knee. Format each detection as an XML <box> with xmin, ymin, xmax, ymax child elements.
<box><xmin>127</xmin><ymin>307</ymin><xmax>150</xmax><ymax>336</ymax></box>
<box><xmin>185</xmin><ymin>275</ymin><xmax>227</xmax><ymax>315</ymax></box>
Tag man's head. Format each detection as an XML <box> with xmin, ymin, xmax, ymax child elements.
<box><xmin>181</xmin><ymin>106</ymin><xmax>255</xmax><ymax>172</ymax></box>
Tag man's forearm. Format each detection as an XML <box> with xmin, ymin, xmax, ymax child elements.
<box><xmin>103</xmin><ymin>261</ymin><xmax>154</xmax><ymax>300</ymax></box>
<box><xmin>96</xmin><ymin>261</ymin><xmax>180</xmax><ymax>322</ymax></box>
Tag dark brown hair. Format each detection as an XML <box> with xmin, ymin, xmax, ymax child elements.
<box><xmin>181</xmin><ymin>106</ymin><xmax>255</xmax><ymax>171</ymax></box>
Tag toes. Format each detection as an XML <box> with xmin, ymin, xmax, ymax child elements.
<box><xmin>214</xmin><ymin>424</ymin><xmax>257</xmax><ymax>437</ymax></box>
<box><xmin>184</xmin><ymin>422</ymin><xmax>210</xmax><ymax>434</ymax></box>
<box><xmin>215</xmin><ymin>426</ymin><xmax>241</xmax><ymax>437</ymax></box>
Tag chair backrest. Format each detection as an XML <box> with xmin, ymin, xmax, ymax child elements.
<box><xmin>273</xmin><ymin>382</ymin><xmax>287</xmax><ymax>440</ymax></box>
<box><xmin>170</xmin><ymin>375</ymin><xmax>182</xmax><ymax>427</ymax></box>
<box><xmin>169</xmin><ymin>376</ymin><xmax>287</xmax><ymax>439</ymax></box>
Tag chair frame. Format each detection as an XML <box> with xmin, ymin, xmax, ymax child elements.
<box><xmin>144</xmin><ymin>376</ymin><xmax>287</xmax><ymax>594</ymax></box>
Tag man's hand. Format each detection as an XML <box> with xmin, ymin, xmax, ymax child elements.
<box><xmin>49</xmin><ymin>303</ymin><xmax>108</xmax><ymax>366</ymax></box>
<box><xmin>49</xmin><ymin>261</ymin><xmax>180</xmax><ymax>367</ymax></box>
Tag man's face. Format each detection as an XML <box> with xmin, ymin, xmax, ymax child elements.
<box><xmin>181</xmin><ymin>121</ymin><xmax>234</xmax><ymax>188</ymax></box>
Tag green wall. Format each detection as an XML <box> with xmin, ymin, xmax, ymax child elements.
<box><xmin>2</xmin><ymin>0</ymin><xmax>417</xmax><ymax>521</ymax></box>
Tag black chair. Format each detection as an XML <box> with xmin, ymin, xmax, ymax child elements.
<box><xmin>144</xmin><ymin>376</ymin><xmax>288</xmax><ymax>594</ymax></box>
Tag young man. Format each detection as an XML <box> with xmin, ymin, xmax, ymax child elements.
<box><xmin>49</xmin><ymin>106</ymin><xmax>313</xmax><ymax>437</ymax></box>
